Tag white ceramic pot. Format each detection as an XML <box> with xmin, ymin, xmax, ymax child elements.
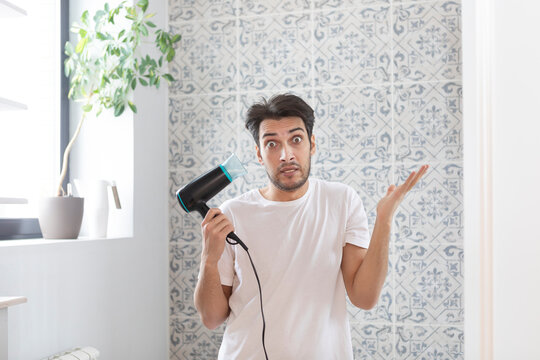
<box><xmin>37</xmin><ymin>197</ymin><xmax>84</xmax><ymax>239</ymax></box>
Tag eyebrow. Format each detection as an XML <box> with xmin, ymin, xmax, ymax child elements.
<box><xmin>261</xmin><ymin>127</ymin><xmax>306</xmax><ymax>139</ymax></box>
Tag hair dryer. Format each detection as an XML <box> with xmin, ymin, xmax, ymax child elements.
<box><xmin>176</xmin><ymin>153</ymin><xmax>248</xmax><ymax>250</ymax></box>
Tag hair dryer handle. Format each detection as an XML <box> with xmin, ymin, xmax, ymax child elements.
<box><xmin>197</xmin><ymin>202</ymin><xmax>248</xmax><ymax>251</ymax></box>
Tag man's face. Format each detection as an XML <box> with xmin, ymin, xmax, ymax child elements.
<box><xmin>256</xmin><ymin>116</ymin><xmax>316</xmax><ymax>192</ymax></box>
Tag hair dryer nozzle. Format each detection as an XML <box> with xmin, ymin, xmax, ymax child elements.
<box><xmin>220</xmin><ymin>153</ymin><xmax>247</xmax><ymax>182</ymax></box>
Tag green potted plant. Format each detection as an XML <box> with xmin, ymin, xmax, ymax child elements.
<box><xmin>37</xmin><ymin>0</ymin><xmax>181</xmax><ymax>239</ymax></box>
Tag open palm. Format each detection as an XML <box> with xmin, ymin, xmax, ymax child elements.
<box><xmin>376</xmin><ymin>165</ymin><xmax>429</xmax><ymax>221</ymax></box>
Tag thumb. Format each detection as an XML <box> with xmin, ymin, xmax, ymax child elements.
<box><xmin>386</xmin><ymin>184</ymin><xmax>396</xmax><ymax>196</ymax></box>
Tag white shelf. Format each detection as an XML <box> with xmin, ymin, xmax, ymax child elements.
<box><xmin>0</xmin><ymin>296</ymin><xmax>26</xmax><ymax>310</ymax></box>
<box><xmin>0</xmin><ymin>0</ymin><xmax>27</xmax><ymax>17</ymax></box>
<box><xmin>0</xmin><ymin>197</ymin><xmax>28</xmax><ymax>204</ymax></box>
<box><xmin>0</xmin><ymin>97</ymin><xmax>27</xmax><ymax>111</ymax></box>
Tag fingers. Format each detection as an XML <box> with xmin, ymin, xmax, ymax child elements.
<box><xmin>393</xmin><ymin>165</ymin><xmax>429</xmax><ymax>195</ymax></box>
<box><xmin>201</xmin><ymin>207</ymin><xmax>221</xmax><ymax>226</ymax></box>
<box><xmin>201</xmin><ymin>208</ymin><xmax>234</xmax><ymax>238</ymax></box>
<box><xmin>407</xmin><ymin>164</ymin><xmax>429</xmax><ymax>191</ymax></box>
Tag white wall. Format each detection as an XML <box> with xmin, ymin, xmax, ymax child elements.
<box><xmin>0</xmin><ymin>0</ymin><xmax>169</xmax><ymax>358</ymax></box>
<box><xmin>491</xmin><ymin>1</ymin><xmax>540</xmax><ymax>359</ymax></box>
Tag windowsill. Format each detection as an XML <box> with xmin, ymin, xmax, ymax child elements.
<box><xmin>0</xmin><ymin>235</ymin><xmax>132</xmax><ymax>248</ymax></box>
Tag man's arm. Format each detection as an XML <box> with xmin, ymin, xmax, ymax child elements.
<box><xmin>341</xmin><ymin>219</ymin><xmax>390</xmax><ymax>309</ymax></box>
<box><xmin>341</xmin><ymin>165</ymin><xmax>429</xmax><ymax>309</ymax></box>
<box><xmin>193</xmin><ymin>208</ymin><xmax>234</xmax><ymax>330</ymax></box>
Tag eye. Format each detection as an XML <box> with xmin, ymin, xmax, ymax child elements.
<box><xmin>292</xmin><ymin>136</ymin><xmax>302</xmax><ymax>144</ymax></box>
<box><xmin>266</xmin><ymin>141</ymin><xmax>277</xmax><ymax>148</ymax></box>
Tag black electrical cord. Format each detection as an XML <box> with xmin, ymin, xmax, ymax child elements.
<box><xmin>227</xmin><ymin>235</ymin><xmax>269</xmax><ymax>360</ymax></box>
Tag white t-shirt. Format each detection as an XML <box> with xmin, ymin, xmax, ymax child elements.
<box><xmin>217</xmin><ymin>178</ymin><xmax>371</xmax><ymax>360</ymax></box>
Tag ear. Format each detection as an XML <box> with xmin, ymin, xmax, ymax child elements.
<box><xmin>310</xmin><ymin>134</ymin><xmax>316</xmax><ymax>156</ymax></box>
<box><xmin>256</xmin><ymin>144</ymin><xmax>263</xmax><ymax>164</ymax></box>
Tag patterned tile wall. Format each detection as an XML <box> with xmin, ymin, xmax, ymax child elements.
<box><xmin>168</xmin><ymin>0</ymin><xmax>462</xmax><ymax>359</ymax></box>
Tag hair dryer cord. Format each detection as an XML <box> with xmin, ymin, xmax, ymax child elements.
<box><xmin>227</xmin><ymin>234</ymin><xmax>269</xmax><ymax>360</ymax></box>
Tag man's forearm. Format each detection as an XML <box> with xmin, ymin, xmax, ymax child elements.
<box><xmin>351</xmin><ymin>217</ymin><xmax>392</xmax><ymax>308</ymax></box>
<box><xmin>194</xmin><ymin>257</ymin><xmax>230</xmax><ymax>329</ymax></box>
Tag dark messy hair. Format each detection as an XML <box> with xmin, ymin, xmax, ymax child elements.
<box><xmin>245</xmin><ymin>93</ymin><xmax>315</xmax><ymax>146</ymax></box>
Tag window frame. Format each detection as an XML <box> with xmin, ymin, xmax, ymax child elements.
<box><xmin>0</xmin><ymin>0</ymin><xmax>69</xmax><ymax>240</ymax></box>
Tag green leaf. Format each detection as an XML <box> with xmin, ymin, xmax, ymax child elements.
<box><xmin>93</xmin><ymin>10</ymin><xmax>106</xmax><ymax>24</ymax></box>
<box><xmin>166</xmin><ymin>48</ymin><xmax>175</xmax><ymax>62</ymax></box>
<box><xmin>172</xmin><ymin>34</ymin><xmax>181</xmax><ymax>43</ymax></box>
<box><xmin>79</xmin><ymin>29</ymin><xmax>87</xmax><ymax>38</ymax></box>
<box><xmin>159</xmin><ymin>38</ymin><xmax>166</xmax><ymax>52</ymax></box>
<box><xmin>140</xmin><ymin>24</ymin><xmax>148</xmax><ymax>37</ymax></box>
<box><xmin>75</xmin><ymin>37</ymin><xmax>88</xmax><ymax>53</ymax></box>
<box><xmin>145</xmin><ymin>21</ymin><xmax>156</xmax><ymax>28</ymax></box>
<box><xmin>114</xmin><ymin>103</ymin><xmax>125</xmax><ymax>117</ymax></box>
<box><xmin>131</xmin><ymin>78</ymin><xmax>137</xmax><ymax>90</ymax></box>
<box><xmin>81</xmin><ymin>10</ymin><xmax>89</xmax><ymax>26</ymax></box>
<box><xmin>128</xmin><ymin>101</ymin><xmax>137</xmax><ymax>113</ymax></box>
<box><xmin>96</xmin><ymin>32</ymin><xmax>106</xmax><ymax>40</ymax></box>
<box><xmin>65</xmin><ymin>41</ymin><xmax>74</xmax><ymax>56</ymax></box>
<box><xmin>118</xmin><ymin>29</ymin><xmax>125</xmax><ymax>39</ymax></box>
<box><xmin>139</xmin><ymin>78</ymin><xmax>148</xmax><ymax>86</ymax></box>
<box><xmin>64</xmin><ymin>59</ymin><xmax>71</xmax><ymax>77</ymax></box>
<box><xmin>158</xmin><ymin>56</ymin><xmax>163</xmax><ymax>67</ymax></box>
<box><xmin>162</xmin><ymin>74</ymin><xmax>174</xmax><ymax>82</ymax></box>
<box><xmin>137</xmin><ymin>0</ymin><xmax>148</xmax><ymax>12</ymax></box>
<box><xmin>82</xmin><ymin>104</ymin><xmax>93</xmax><ymax>112</ymax></box>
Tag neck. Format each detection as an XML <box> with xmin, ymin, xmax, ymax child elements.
<box><xmin>259</xmin><ymin>179</ymin><xmax>310</xmax><ymax>202</ymax></box>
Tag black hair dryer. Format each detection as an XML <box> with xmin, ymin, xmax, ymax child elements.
<box><xmin>176</xmin><ymin>153</ymin><xmax>248</xmax><ymax>251</ymax></box>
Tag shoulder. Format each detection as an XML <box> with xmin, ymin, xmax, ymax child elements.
<box><xmin>219</xmin><ymin>189</ymin><xmax>260</xmax><ymax>214</ymax></box>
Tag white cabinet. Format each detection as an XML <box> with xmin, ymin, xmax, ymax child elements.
<box><xmin>0</xmin><ymin>297</ymin><xmax>27</xmax><ymax>360</ymax></box>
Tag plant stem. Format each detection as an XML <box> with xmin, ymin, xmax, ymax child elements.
<box><xmin>55</xmin><ymin>108</ymin><xmax>88</xmax><ymax>197</ymax></box>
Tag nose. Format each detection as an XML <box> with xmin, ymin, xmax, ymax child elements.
<box><xmin>280</xmin><ymin>144</ymin><xmax>295</xmax><ymax>162</ymax></box>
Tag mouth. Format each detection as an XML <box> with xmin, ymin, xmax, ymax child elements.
<box><xmin>279</xmin><ymin>165</ymin><xmax>299</xmax><ymax>176</ymax></box>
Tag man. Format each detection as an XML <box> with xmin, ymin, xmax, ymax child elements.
<box><xmin>194</xmin><ymin>94</ymin><xmax>428</xmax><ymax>359</ymax></box>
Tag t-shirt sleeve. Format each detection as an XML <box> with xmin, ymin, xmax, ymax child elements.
<box><xmin>344</xmin><ymin>187</ymin><xmax>371</xmax><ymax>249</ymax></box>
<box><xmin>217</xmin><ymin>202</ymin><xmax>235</xmax><ymax>286</ymax></box>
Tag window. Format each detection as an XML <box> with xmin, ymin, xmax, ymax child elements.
<box><xmin>0</xmin><ymin>0</ymin><xmax>67</xmax><ymax>239</ymax></box>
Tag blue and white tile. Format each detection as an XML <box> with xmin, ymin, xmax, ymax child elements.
<box><xmin>395</xmin><ymin>325</ymin><xmax>463</xmax><ymax>360</ymax></box>
<box><xmin>169</xmin><ymin>0</ymin><xmax>236</xmax><ymax>22</ymax></box>
<box><xmin>170</xmin><ymin>316</ymin><xmax>225</xmax><ymax>360</ymax></box>
<box><xmin>313</xmin><ymin>6</ymin><xmax>390</xmax><ymax>86</ymax></box>
<box><xmin>393</xmin><ymin>82</ymin><xmax>462</xmax><ymax>162</ymax></box>
<box><xmin>169</xmin><ymin>269</ymin><xmax>199</xmax><ymax>318</ymax></box>
<box><xmin>350</xmin><ymin>323</ymin><xmax>394</xmax><ymax>360</ymax></box>
<box><xmin>169</xmin><ymin>94</ymin><xmax>238</xmax><ymax>169</ymax></box>
<box><xmin>238</xmin><ymin>0</ymin><xmax>310</xmax><ymax>16</ymax></box>
<box><xmin>393</xmin><ymin>163</ymin><xmax>462</xmax><ymax>244</ymax></box>
<box><xmin>238</xmin><ymin>14</ymin><xmax>312</xmax><ymax>91</ymax></box>
<box><xmin>237</xmin><ymin>90</ymin><xmax>313</xmax><ymax>168</ymax></box>
<box><xmin>393</xmin><ymin>1</ymin><xmax>461</xmax><ymax>82</ymax></box>
<box><xmin>394</xmin><ymin>244</ymin><xmax>463</xmax><ymax>324</ymax></box>
<box><xmin>312</xmin><ymin>87</ymin><xmax>392</xmax><ymax>166</ymax></box>
<box><xmin>169</xmin><ymin>19</ymin><xmax>237</xmax><ymax>95</ymax></box>
<box><xmin>313</xmin><ymin>0</ymin><xmax>390</xmax><ymax>10</ymax></box>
